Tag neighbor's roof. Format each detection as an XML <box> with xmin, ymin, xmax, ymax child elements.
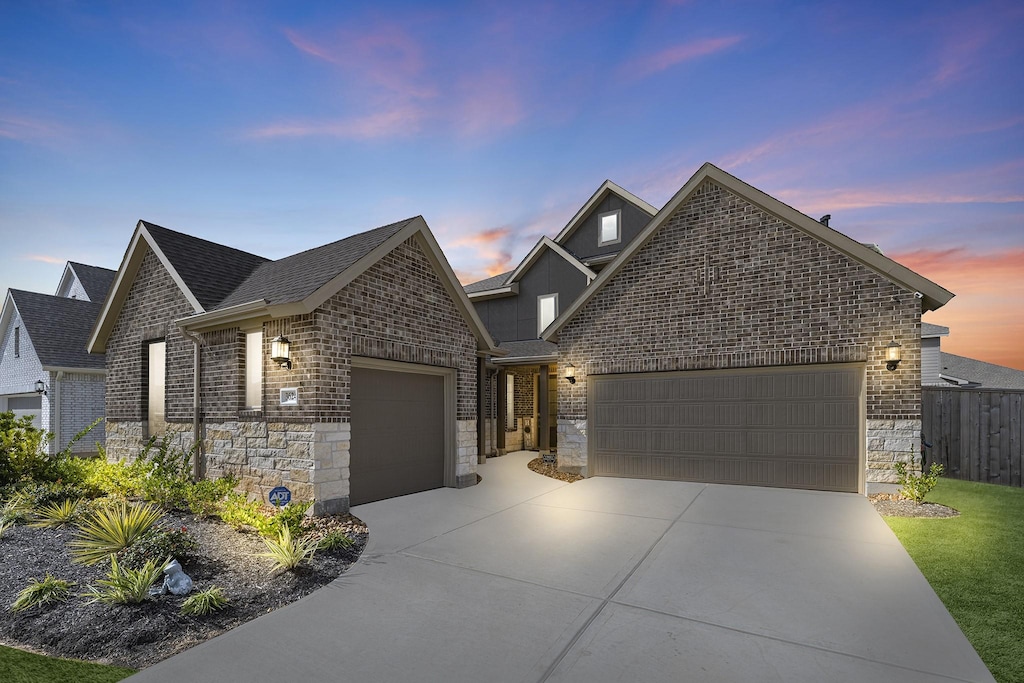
<box><xmin>7</xmin><ymin>289</ymin><xmax>105</xmax><ymax>370</ymax></box>
<box><xmin>66</xmin><ymin>262</ymin><xmax>116</xmax><ymax>302</ymax></box>
<box><xmin>216</xmin><ymin>219</ymin><xmax>414</xmax><ymax>309</ymax></box>
<box><xmin>921</xmin><ymin>322</ymin><xmax>950</xmax><ymax>338</ymax></box>
<box><xmin>939</xmin><ymin>353</ymin><xmax>1024</xmax><ymax>390</ymax></box>
<box><xmin>543</xmin><ymin>163</ymin><xmax>955</xmax><ymax>341</ymax></box>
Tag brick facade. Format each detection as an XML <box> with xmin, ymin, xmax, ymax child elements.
<box><xmin>556</xmin><ymin>180</ymin><xmax>922</xmax><ymax>483</ymax></box>
<box><xmin>105</xmin><ymin>235</ymin><xmax>480</xmax><ymax>513</ymax></box>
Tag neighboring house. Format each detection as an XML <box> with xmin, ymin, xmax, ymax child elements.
<box><xmin>468</xmin><ymin>163</ymin><xmax>954</xmax><ymax>491</ymax></box>
<box><xmin>88</xmin><ymin>218</ymin><xmax>499</xmax><ymax>514</ymax></box>
<box><xmin>921</xmin><ymin>322</ymin><xmax>1024</xmax><ymax>389</ymax></box>
<box><xmin>0</xmin><ymin>262</ymin><xmax>115</xmax><ymax>455</ymax></box>
<box><xmin>466</xmin><ymin>181</ymin><xmax>657</xmax><ymax>453</ymax></box>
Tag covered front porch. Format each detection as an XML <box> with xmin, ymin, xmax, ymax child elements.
<box><xmin>479</xmin><ymin>340</ymin><xmax>561</xmax><ymax>460</ymax></box>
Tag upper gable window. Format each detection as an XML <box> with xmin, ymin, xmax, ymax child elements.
<box><xmin>598</xmin><ymin>209</ymin><xmax>621</xmax><ymax>246</ymax></box>
<box><xmin>538</xmin><ymin>293</ymin><xmax>558</xmax><ymax>337</ymax></box>
<box><xmin>14</xmin><ymin>326</ymin><xmax>19</xmax><ymax>357</ymax></box>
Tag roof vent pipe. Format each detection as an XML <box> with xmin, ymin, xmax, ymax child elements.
<box><xmin>819</xmin><ymin>214</ymin><xmax>831</xmax><ymax>227</ymax></box>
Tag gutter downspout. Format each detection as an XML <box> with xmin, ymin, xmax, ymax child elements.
<box><xmin>53</xmin><ymin>371</ymin><xmax>63</xmax><ymax>455</ymax></box>
<box><xmin>179</xmin><ymin>327</ymin><xmax>204</xmax><ymax>481</ymax></box>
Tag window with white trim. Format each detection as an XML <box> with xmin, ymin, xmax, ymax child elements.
<box><xmin>598</xmin><ymin>209</ymin><xmax>621</xmax><ymax>246</ymax></box>
<box><xmin>245</xmin><ymin>330</ymin><xmax>263</xmax><ymax>410</ymax></box>
<box><xmin>146</xmin><ymin>341</ymin><xmax>166</xmax><ymax>437</ymax></box>
<box><xmin>538</xmin><ymin>293</ymin><xmax>558</xmax><ymax>336</ymax></box>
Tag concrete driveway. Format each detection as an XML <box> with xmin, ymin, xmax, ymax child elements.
<box><xmin>129</xmin><ymin>451</ymin><xmax>993</xmax><ymax>682</ymax></box>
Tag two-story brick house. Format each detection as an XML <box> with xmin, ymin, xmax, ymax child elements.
<box><xmin>468</xmin><ymin>163</ymin><xmax>954</xmax><ymax>491</ymax></box>
<box><xmin>88</xmin><ymin>217</ymin><xmax>499</xmax><ymax>514</ymax></box>
<box><xmin>0</xmin><ymin>262</ymin><xmax>114</xmax><ymax>454</ymax></box>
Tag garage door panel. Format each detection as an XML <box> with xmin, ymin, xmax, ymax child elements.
<box><xmin>350</xmin><ymin>366</ymin><xmax>445</xmax><ymax>506</ymax></box>
<box><xmin>590</xmin><ymin>364</ymin><xmax>863</xmax><ymax>493</ymax></box>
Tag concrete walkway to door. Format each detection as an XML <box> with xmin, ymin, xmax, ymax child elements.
<box><xmin>128</xmin><ymin>451</ymin><xmax>993</xmax><ymax>683</ymax></box>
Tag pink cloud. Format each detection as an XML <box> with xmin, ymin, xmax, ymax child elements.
<box><xmin>23</xmin><ymin>254</ymin><xmax>66</xmax><ymax>265</ymax></box>
<box><xmin>623</xmin><ymin>35</ymin><xmax>744</xmax><ymax>79</ymax></box>
<box><xmin>900</xmin><ymin>248</ymin><xmax>1024</xmax><ymax>370</ymax></box>
<box><xmin>452</xmin><ymin>71</ymin><xmax>525</xmax><ymax>137</ymax></box>
<box><xmin>246</xmin><ymin>106</ymin><xmax>423</xmax><ymax>140</ymax></box>
<box><xmin>774</xmin><ymin>186</ymin><xmax>1024</xmax><ymax>214</ymax></box>
<box><xmin>0</xmin><ymin>115</ymin><xmax>70</xmax><ymax>142</ymax></box>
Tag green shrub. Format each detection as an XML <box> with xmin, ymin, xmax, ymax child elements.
<box><xmin>117</xmin><ymin>524</ymin><xmax>198</xmax><ymax>570</ymax></box>
<box><xmin>81</xmin><ymin>555</ymin><xmax>166</xmax><ymax>605</ymax></box>
<box><xmin>29</xmin><ymin>498</ymin><xmax>82</xmax><ymax>528</ymax></box>
<box><xmin>69</xmin><ymin>502</ymin><xmax>164</xmax><ymax>565</ymax></box>
<box><xmin>10</xmin><ymin>574</ymin><xmax>75</xmax><ymax>612</ymax></box>
<box><xmin>267</xmin><ymin>500</ymin><xmax>313</xmax><ymax>538</ymax></box>
<box><xmin>185</xmin><ymin>476</ymin><xmax>236</xmax><ymax>518</ymax></box>
<box><xmin>261</xmin><ymin>526</ymin><xmax>317</xmax><ymax>572</ymax></box>
<box><xmin>0</xmin><ymin>492</ymin><xmax>33</xmax><ymax>525</ymax></box>
<box><xmin>317</xmin><ymin>530</ymin><xmax>354</xmax><ymax>552</ymax></box>
<box><xmin>894</xmin><ymin>461</ymin><xmax>945</xmax><ymax>505</ymax></box>
<box><xmin>17</xmin><ymin>480</ymin><xmax>92</xmax><ymax>508</ymax></box>
<box><xmin>219</xmin><ymin>492</ymin><xmax>274</xmax><ymax>535</ymax></box>
<box><xmin>180</xmin><ymin>586</ymin><xmax>229</xmax><ymax>616</ymax></box>
<box><xmin>78</xmin><ymin>454</ymin><xmax>149</xmax><ymax>499</ymax></box>
<box><xmin>0</xmin><ymin>412</ymin><xmax>53</xmax><ymax>486</ymax></box>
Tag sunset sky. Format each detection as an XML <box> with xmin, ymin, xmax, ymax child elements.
<box><xmin>2</xmin><ymin>1</ymin><xmax>1022</xmax><ymax>369</ymax></box>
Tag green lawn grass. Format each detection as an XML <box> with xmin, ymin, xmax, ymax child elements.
<box><xmin>0</xmin><ymin>644</ymin><xmax>134</xmax><ymax>683</ymax></box>
<box><xmin>884</xmin><ymin>478</ymin><xmax>1024</xmax><ymax>683</ymax></box>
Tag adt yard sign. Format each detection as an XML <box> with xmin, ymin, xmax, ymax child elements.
<box><xmin>269</xmin><ymin>486</ymin><xmax>292</xmax><ymax>507</ymax></box>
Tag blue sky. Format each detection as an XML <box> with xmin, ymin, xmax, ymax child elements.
<box><xmin>2</xmin><ymin>1</ymin><xmax>1022</xmax><ymax>367</ymax></box>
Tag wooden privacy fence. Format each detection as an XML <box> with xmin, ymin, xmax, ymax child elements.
<box><xmin>921</xmin><ymin>388</ymin><xmax>1024</xmax><ymax>487</ymax></box>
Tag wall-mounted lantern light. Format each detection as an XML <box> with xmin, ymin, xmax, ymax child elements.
<box><xmin>564</xmin><ymin>362</ymin><xmax>576</xmax><ymax>384</ymax></box>
<box><xmin>885</xmin><ymin>339</ymin><xmax>902</xmax><ymax>372</ymax></box>
<box><xmin>34</xmin><ymin>379</ymin><xmax>47</xmax><ymax>396</ymax></box>
<box><xmin>270</xmin><ymin>336</ymin><xmax>292</xmax><ymax>369</ymax></box>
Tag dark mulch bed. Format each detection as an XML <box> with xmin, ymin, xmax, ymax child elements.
<box><xmin>869</xmin><ymin>493</ymin><xmax>960</xmax><ymax>518</ymax></box>
<box><xmin>527</xmin><ymin>457</ymin><xmax>583</xmax><ymax>483</ymax></box>
<box><xmin>0</xmin><ymin>510</ymin><xmax>367</xmax><ymax>670</ymax></box>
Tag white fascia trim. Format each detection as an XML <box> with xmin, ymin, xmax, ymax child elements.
<box><xmin>939</xmin><ymin>373</ymin><xmax>972</xmax><ymax>386</ymax></box>
<box><xmin>55</xmin><ymin>263</ymin><xmax>77</xmax><ymax>298</ymax></box>
<box><xmin>40</xmin><ymin>366</ymin><xmax>106</xmax><ymax>375</ymax></box>
<box><xmin>467</xmin><ymin>284</ymin><xmax>519</xmax><ymax>301</ymax></box>
<box><xmin>176</xmin><ymin>299</ymin><xmax>271</xmax><ymax>333</ymax></box>
<box><xmin>0</xmin><ymin>292</ymin><xmax>16</xmax><ymax>349</ymax></box>
<box><xmin>553</xmin><ymin>180</ymin><xmax>657</xmax><ymax>245</ymax></box>
<box><xmin>507</xmin><ymin>237</ymin><xmax>597</xmax><ymax>285</ymax></box>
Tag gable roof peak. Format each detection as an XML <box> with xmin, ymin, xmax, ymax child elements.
<box><xmin>553</xmin><ymin>179</ymin><xmax>658</xmax><ymax>246</ymax></box>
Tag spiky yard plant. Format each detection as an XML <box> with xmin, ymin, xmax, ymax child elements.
<box><xmin>180</xmin><ymin>585</ymin><xmax>229</xmax><ymax>616</ymax></box>
<box><xmin>0</xmin><ymin>519</ymin><xmax>12</xmax><ymax>539</ymax></box>
<box><xmin>29</xmin><ymin>498</ymin><xmax>82</xmax><ymax>528</ymax></box>
<box><xmin>1</xmin><ymin>492</ymin><xmax>33</xmax><ymax>525</ymax></box>
<box><xmin>69</xmin><ymin>501</ymin><xmax>164</xmax><ymax>565</ymax></box>
<box><xmin>260</xmin><ymin>525</ymin><xmax>318</xmax><ymax>573</ymax></box>
<box><xmin>81</xmin><ymin>554</ymin><xmax>167</xmax><ymax>605</ymax></box>
<box><xmin>10</xmin><ymin>574</ymin><xmax>75</xmax><ymax>612</ymax></box>
<box><xmin>317</xmin><ymin>529</ymin><xmax>354</xmax><ymax>552</ymax></box>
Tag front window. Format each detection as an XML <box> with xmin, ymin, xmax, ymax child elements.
<box><xmin>245</xmin><ymin>330</ymin><xmax>263</xmax><ymax>410</ymax></box>
<box><xmin>598</xmin><ymin>209</ymin><xmax>621</xmax><ymax>246</ymax></box>
<box><xmin>147</xmin><ymin>341</ymin><xmax>166</xmax><ymax>437</ymax></box>
<box><xmin>538</xmin><ymin>293</ymin><xmax>558</xmax><ymax>336</ymax></box>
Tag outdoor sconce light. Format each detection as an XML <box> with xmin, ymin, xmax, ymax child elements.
<box><xmin>564</xmin><ymin>363</ymin><xmax>576</xmax><ymax>384</ymax></box>
<box><xmin>34</xmin><ymin>379</ymin><xmax>47</xmax><ymax>396</ymax></box>
<box><xmin>270</xmin><ymin>336</ymin><xmax>292</xmax><ymax>369</ymax></box>
<box><xmin>885</xmin><ymin>339</ymin><xmax>902</xmax><ymax>372</ymax></box>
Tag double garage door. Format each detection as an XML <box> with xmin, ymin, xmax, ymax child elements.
<box><xmin>590</xmin><ymin>364</ymin><xmax>864</xmax><ymax>493</ymax></box>
<box><xmin>349</xmin><ymin>365</ymin><xmax>447</xmax><ymax>506</ymax></box>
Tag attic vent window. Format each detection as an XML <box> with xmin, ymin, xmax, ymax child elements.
<box><xmin>14</xmin><ymin>326</ymin><xmax>19</xmax><ymax>357</ymax></box>
<box><xmin>598</xmin><ymin>210</ymin><xmax>621</xmax><ymax>247</ymax></box>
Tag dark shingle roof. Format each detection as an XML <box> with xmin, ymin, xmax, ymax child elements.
<box><xmin>940</xmin><ymin>353</ymin><xmax>1024</xmax><ymax>390</ymax></box>
<box><xmin>141</xmin><ymin>221</ymin><xmax>270</xmax><ymax>310</ymax></box>
<box><xmin>214</xmin><ymin>218</ymin><xmax>415</xmax><ymax>310</ymax></box>
<box><xmin>67</xmin><ymin>262</ymin><xmax>116</xmax><ymax>302</ymax></box>
<box><xmin>10</xmin><ymin>289</ymin><xmax>104</xmax><ymax>369</ymax></box>
<box><xmin>497</xmin><ymin>339</ymin><xmax>559</xmax><ymax>360</ymax></box>
<box><xmin>464</xmin><ymin>271</ymin><xmax>512</xmax><ymax>293</ymax></box>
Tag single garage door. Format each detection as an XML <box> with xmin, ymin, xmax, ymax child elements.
<box><xmin>590</xmin><ymin>364</ymin><xmax>863</xmax><ymax>493</ymax></box>
<box><xmin>350</xmin><ymin>366</ymin><xmax>446</xmax><ymax>506</ymax></box>
<box><xmin>7</xmin><ymin>395</ymin><xmax>42</xmax><ymax>428</ymax></box>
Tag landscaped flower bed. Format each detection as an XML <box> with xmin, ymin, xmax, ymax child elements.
<box><xmin>0</xmin><ymin>413</ymin><xmax>367</xmax><ymax>669</ymax></box>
